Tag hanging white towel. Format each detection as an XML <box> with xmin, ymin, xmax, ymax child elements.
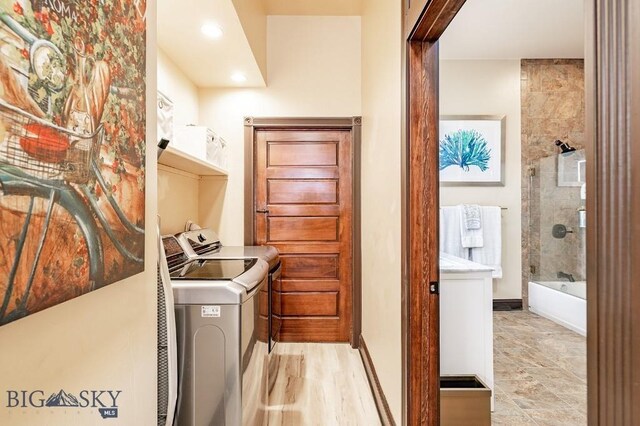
<box><xmin>470</xmin><ymin>206</ymin><xmax>502</xmax><ymax>278</ymax></box>
<box><xmin>460</xmin><ymin>205</ymin><xmax>484</xmax><ymax>248</ymax></box>
<box><xmin>440</xmin><ymin>206</ymin><xmax>469</xmax><ymax>260</ymax></box>
<box><xmin>462</xmin><ymin>204</ymin><xmax>482</xmax><ymax>230</ymax></box>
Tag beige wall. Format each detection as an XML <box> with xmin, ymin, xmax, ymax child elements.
<box><xmin>198</xmin><ymin>16</ymin><xmax>362</xmax><ymax>244</ymax></box>
<box><xmin>266</xmin><ymin>0</ymin><xmax>362</xmax><ymax>16</ymax></box>
<box><xmin>158</xmin><ymin>166</ymin><xmax>200</xmax><ymax>234</ymax></box>
<box><xmin>439</xmin><ymin>59</ymin><xmax>523</xmax><ymax>300</ymax></box>
<box><xmin>360</xmin><ymin>0</ymin><xmax>403</xmax><ymax>421</ymax></box>
<box><xmin>157</xmin><ymin>48</ymin><xmax>201</xmax><ymax>234</ymax></box>
<box><xmin>0</xmin><ymin>8</ymin><xmax>158</xmax><ymax>425</ymax></box>
<box><xmin>158</xmin><ymin>49</ymin><xmax>199</xmax><ymax>128</ymax></box>
<box><xmin>231</xmin><ymin>0</ymin><xmax>267</xmax><ymax>81</ymax></box>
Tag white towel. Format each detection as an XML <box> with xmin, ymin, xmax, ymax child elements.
<box><xmin>470</xmin><ymin>206</ymin><xmax>502</xmax><ymax>278</ymax></box>
<box><xmin>460</xmin><ymin>205</ymin><xmax>483</xmax><ymax>248</ymax></box>
<box><xmin>462</xmin><ymin>204</ymin><xmax>482</xmax><ymax>230</ymax></box>
<box><xmin>440</xmin><ymin>206</ymin><xmax>469</xmax><ymax>260</ymax></box>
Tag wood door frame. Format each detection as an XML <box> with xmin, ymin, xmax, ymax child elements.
<box><xmin>586</xmin><ymin>1</ymin><xmax>640</xmax><ymax>424</ymax></box>
<box><xmin>244</xmin><ymin>117</ymin><xmax>362</xmax><ymax>348</ymax></box>
<box><xmin>401</xmin><ymin>2</ymin><xmax>468</xmax><ymax>424</ymax></box>
<box><xmin>403</xmin><ymin>0</ymin><xmax>640</xmax><ymax>424</ymax></box>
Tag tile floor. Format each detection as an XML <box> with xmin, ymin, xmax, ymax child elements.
<box><xmin>492</xmin><ymin>310</ymin><xmax>587</xmax><ymax>425</ymax></box>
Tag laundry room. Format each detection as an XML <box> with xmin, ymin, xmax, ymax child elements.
<box><xmin>0</xmin><ymin>0</ymin><xmax>636</xmax><ymax>425</ymax></box>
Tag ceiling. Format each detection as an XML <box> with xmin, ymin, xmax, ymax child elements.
<box><xmin>157</xmin><ymin>0</ymin><xmax>362</xmax><ymax>88</ymax></box>
<box><xmin>157</xmin><ymin>0</ymin><xmax>265</xmax><ymax>87</ymax></box>
<box><xmin>265</xmin><ymin>0</ymin><xmax>361</xmax><ymax>16</ymax></box>
<box><xmin>158</xmin><ymin>0</ymin><xmax>582</xmax><ymax>88</ymax></box>
<box><xmin>439</xmin><ymin>0</ymin><xmax>584</xmax><ymax>60</ymax></box>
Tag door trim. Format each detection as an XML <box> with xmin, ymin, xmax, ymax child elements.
<box><xmin>244</xmin><ymin>117</ymin><xmax>362</xmax><ymax>348</ymax></box>
<box><xmin>359</xmin><ymin>334</ymin><xmax>397</xmax><ymax>425</ymax></box>
<box><xmin>401</xmin><ymin>1</ymin><xmax>473</xmax><ymax>424</ymax></box>
<box><xmin>586</xmin><ymin>1</ymin><xmax>640</xmax><ymax>423</ymax></box>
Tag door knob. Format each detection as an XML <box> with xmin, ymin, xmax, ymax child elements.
<box><xmin>256</xmin><ymin>209</ymin><xmax>269</xmax><ymax>214</ymax></box>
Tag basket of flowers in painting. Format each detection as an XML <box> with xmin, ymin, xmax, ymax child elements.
<box><xmin>0</xmin><ymin>98</ymin><xmax>104</xmax><ymax>183</ymax></box>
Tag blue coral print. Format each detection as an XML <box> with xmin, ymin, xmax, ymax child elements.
<box><xmin>439</xmin><ymin>129</ymin><xmax>492</xmax><ymax>172</ymax></box>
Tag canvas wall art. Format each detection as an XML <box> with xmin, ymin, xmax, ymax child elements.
<box><xmin>0</xmin><ymin>0</ymin><xmax>147</xmax><ymax>326</ymax></box>
<box><xmin>439</xmin><ymin>115</ymin><xmax>506</xmax><ymax>186</ymax></box>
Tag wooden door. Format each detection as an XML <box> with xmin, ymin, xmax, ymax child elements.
<box><xmin>255</xmin><ymin>130</ymin><xmax>353</xmax><ymax>342</ymax></box>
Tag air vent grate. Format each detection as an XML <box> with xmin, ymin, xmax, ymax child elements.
<box><xmin>157</xmin><ymin>264</ymin><xmax>169</xmax><ymax>425</ymax></box>
<box><xmin>162</xmin><ymin>236</ymin><xmax>189</xmax><ymax>271</ymax></box>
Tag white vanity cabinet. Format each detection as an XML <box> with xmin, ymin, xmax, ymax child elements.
<box><xmin>439</xmin><ymin>253</ymin><xmax>494</xmax><ymax>409</ymax></box>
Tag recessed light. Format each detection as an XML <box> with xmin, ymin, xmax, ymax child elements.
<box><xmin>231</xmin><ymin>72</ymin><xmax>247</xmax><ymax>83</ymax></box>
<box><xmin>201</xmin><ymin>22</ymin><xmax>223</xmax><ymax>39</ymax></box>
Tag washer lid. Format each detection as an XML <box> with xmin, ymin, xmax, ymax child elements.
<box><xmin>171</xmin><ymin>258</ymin><xmax>257</xmax><ymax>281</ymax></box>
<box><xmin>171</xmin><ymin>258</ymin><xmax>268</xmax><ymax>305</ymax></box>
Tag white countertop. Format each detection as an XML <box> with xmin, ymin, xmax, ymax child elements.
<box><xmin>440</xmin><ymin>252</ymin><xmax>494</xmax><ymax>273</ymax></box>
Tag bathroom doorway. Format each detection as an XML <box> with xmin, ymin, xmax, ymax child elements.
<box><xmin>436</xmin><ymin>3</ymin><xmax>588</xmax><ymax>422</ymax></box>
<box><xmin>402</xmin><ymin>0</ymin><xmax>640</xmax><ymax>424</ymax></box>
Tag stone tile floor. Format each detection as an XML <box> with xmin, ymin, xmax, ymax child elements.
<box><xmin>492</xmin><ymin>310</ymin><xmax>587</xmax><ymax>425</ymax></box>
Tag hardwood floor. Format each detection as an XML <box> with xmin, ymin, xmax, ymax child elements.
<box><xmin>268</xmin><ymin>343</ymin><xmax>381</xmax><ymax>425</ymax></box>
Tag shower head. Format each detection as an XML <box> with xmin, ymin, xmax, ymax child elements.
<box><xmin>555</xmin><ymin>139</ymin><xmax>577</xmax><ymax>155</ymax></box>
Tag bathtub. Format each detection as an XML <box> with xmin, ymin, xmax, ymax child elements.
<box><xmin>528</xmin><ymin>281</ymin><xmax>586</xmax><ymax>336</ymax></box>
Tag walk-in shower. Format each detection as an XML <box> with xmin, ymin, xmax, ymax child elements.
<box><xmin>527</xmin><ymin>148</ymin><xmax>586</xmax><ymax>336</ymax></box>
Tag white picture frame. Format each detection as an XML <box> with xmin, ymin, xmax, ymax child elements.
<box><xmin>439</xmin><ymin>115</ymin><xmax>506</xmax><ymax>186</ymax></box>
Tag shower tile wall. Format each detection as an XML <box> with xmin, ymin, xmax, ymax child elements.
<box><xmin>521</xmin><ymin>59</ymin><xmax>585</xmax><ymax>306</ymax></box>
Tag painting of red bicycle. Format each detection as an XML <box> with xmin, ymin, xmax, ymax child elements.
<box><xmin>0</xmin><ymin>0</ymin><xmax>147</xmax><ymax>326</ymax></box>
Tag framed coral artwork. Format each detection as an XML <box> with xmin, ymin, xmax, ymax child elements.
<box><xmin>439</xmin><ymin>115</ymin><xmax>506</xmax><ymax>186</ymax></box>
<box><xmin>0</xmin><ymin>0</ymin><xmax>147</xmax><ymax>326</ymax></box>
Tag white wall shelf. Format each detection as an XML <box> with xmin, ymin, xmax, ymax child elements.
<box><xmin>158</xmin><ymin>146</ymin><xmax>228</xmax><ymax>177</ymax></box>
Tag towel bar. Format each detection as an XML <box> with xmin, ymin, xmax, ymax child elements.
<box><xmin>441</xmin><ymin>206</ymin><xmax>508</xmax><ymax>210</ymax></box>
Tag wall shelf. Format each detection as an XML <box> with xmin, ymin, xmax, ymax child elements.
<box><xmin>158</xmin><ymin>146</ymin><xmax>228</xmax><ymax>177</ymax></box>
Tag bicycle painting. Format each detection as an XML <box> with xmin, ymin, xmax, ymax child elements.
<box><xmin>0</xmin><ymin>0</ymin><xmax>147</xmax><ymax>326</ymax></box>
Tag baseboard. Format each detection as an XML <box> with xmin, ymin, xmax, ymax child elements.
<box><xmin>493</xmin><ymin>299</ymin><xmax>523</xmax><ymax>311</ymax></box>
<box><xmin>358</xmin><ymin>335</ymin><xmax>396</xmax><ymax>426</ymax></box>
